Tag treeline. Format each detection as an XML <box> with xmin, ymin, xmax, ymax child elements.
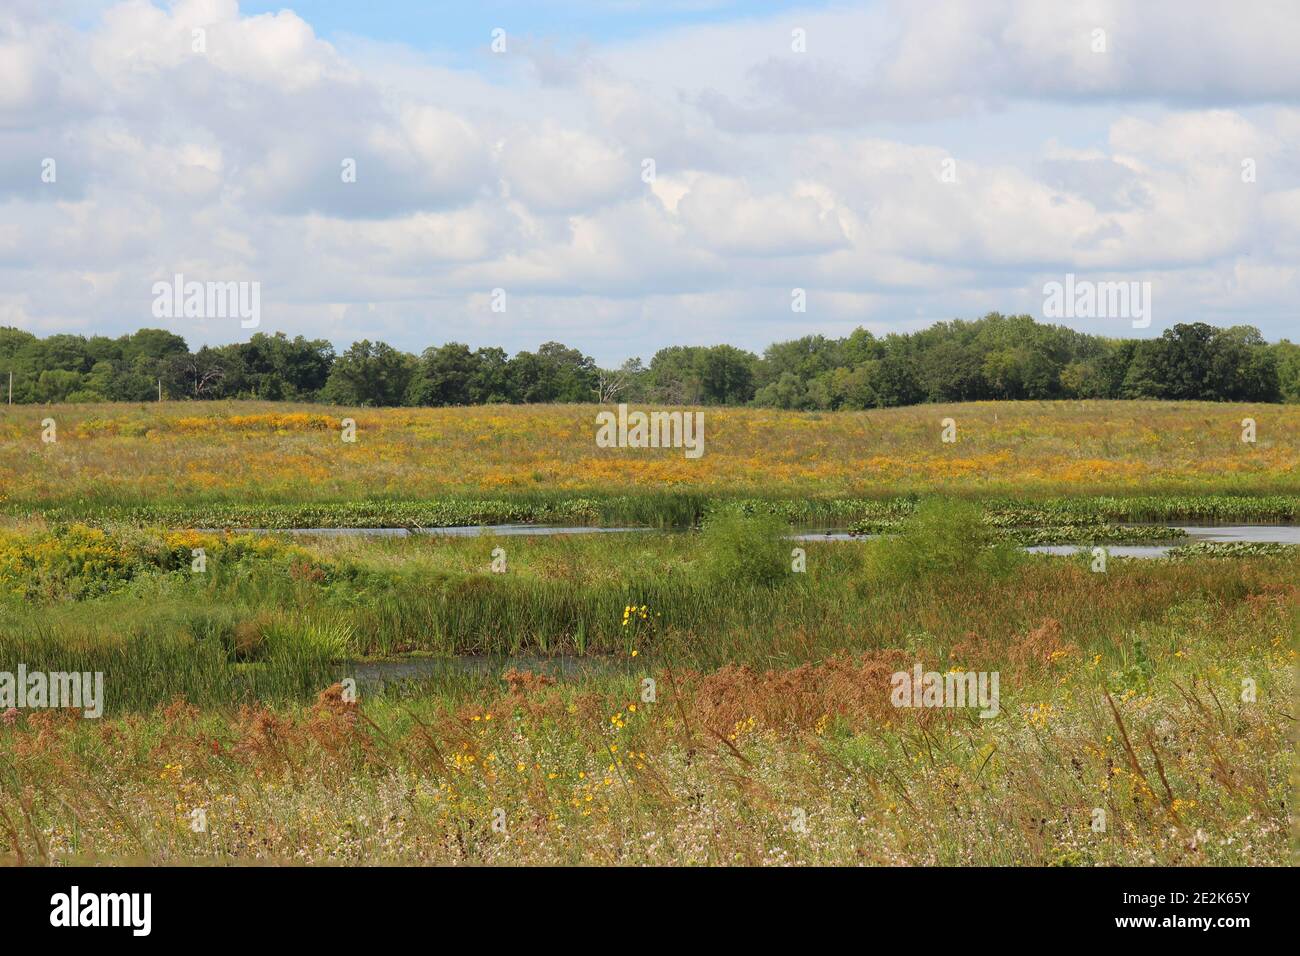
<box><xmin>1</xmin><ymin>314</ymin><xmax>1296</xmax><ymax>408</ymax></box>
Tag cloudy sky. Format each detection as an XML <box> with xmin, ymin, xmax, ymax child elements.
<box><xmin>2</xmin><ymin>0</ymin><xmax>1297</xmax><ymax>365</ymax></box>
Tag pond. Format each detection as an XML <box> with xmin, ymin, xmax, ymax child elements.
<box><xmin>245</xmin><ymin>522</ymin><xmax>1299</xmax><ymax>559</ymax></box>
<box><xmin>792</xmin><ymin>523</ymin><xmax>1300</xmax><ymax>556</ymax></box>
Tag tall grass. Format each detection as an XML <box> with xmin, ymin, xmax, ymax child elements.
<box><xmin>2</xmin><ymin>521</ymin><xmax>1294</xmax><ymax>713</ymax></box>
<box><xmin>699</xmin><ymin>510</ymin><xmax>790</xmax><ymax>587</ymax></box>
<box><xmin>1</xmin><ymin>591</ymin><xmax>1291</xmax><ymax>864</ymax></box>
<box><xmin>861</xmin><ymin>499</ymin><xmax>1025</xmax><ymax>584</ymax></box>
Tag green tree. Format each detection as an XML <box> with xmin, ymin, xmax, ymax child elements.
<box><xmin>1273</xmin><ymin>341</ymin><xmax>1300</xmax><ymax>402</ymax></box>
<box><xmin>406</xmin><ymin>342</ymin><xmax>479</xmax><ymax>406</ymax></box>
<box><xmin>752</xmin><ymin>371</ymin><xmax>808</xmax><ymax>409</ymax></box>
<box><xmin>698</xmin><ymin>345</ymin><xmax>757</xmax><ymax>404</ymax></box>
<box><xmin>320</xmin><ymin>340</ymin><xmax>416</xmax><ymax>406</ymax></box>
<box><xmin>237</xmin><ymin>333</ymin><xmax>334</xmax><ymax>400</ymax></box>
<box><xmin>646</xmin><ymin>347</ymin><xmax>704</xmax><ymax>404</ymax></box>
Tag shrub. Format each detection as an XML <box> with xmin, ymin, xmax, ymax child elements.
<box><xmin>698</xmin><ymin>510</ymin><xmax>789</xmax><ymax>588</ymax></box>
<box><xmin>863</xmin><ymin>498</ymin><xmax>1023</xmax><ymax>585</ymax></box>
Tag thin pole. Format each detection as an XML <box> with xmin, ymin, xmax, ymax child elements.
<box><xmin>158</xmin><ymin>377</ymin><xmax>162</xmax><ymax>402</ymax></box>
<box><xmin>7</xmin><ymin>371</ymin><xmax>11</xmax><ymax>405</ymax></box>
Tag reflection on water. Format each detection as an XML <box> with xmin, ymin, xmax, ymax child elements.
<box><xmin>236</xmin><ymin>522</ymin><xmax>1296</xmax><ymax>560</ymax></box>
<box><xmin>1027</xmin><ymin>543</ymin><xmax>1172</xmax><ymax>558</ymax></box>
<box><xmin>1172</xmin><ymin>524</ymin><xmax>1300</xmax><ymax>544</ymax></box>
<box><xmin>1027</xmin><ymin>524</ymin><xmax>1300</xmax><ymax>558</ymax></box>
<box><xmin>789</xmin><ymin>531</ymin><xmax>867</xmax><ymax>542</ymax></box>
<box><xmin>794</xmin><ymin>524</ymin><xmax>1300</xmax><ymax>555</ymax></box>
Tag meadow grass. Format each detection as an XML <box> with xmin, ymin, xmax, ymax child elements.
<box><xmin>1</xmin><ymin>401</ymin><xmax>1297</xmax><ymax>522</ymax></box>
<box><xmin>1</xmin><ymin>517</ymin><xmax>1294</xmax><ymax>704</ymax></box>
<box><xmin>0</xmin><ymin>578</ymin><xmax>1291</xmax><ymax>865</ymax></box>
<box><xmin>0</xmin><ymin>402</ymin><xmax>1295</xmax><ymax>865</ymax></box>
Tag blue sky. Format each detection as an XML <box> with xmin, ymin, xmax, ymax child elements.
<box><xmin>1</xmin><ymin>0</ymin><xmax>1297</xmax><ymax>364</ymax></box>
<box><xmin>239</xmin><ymin>0</ymin><xmax>811</xmax><ymax>49</ymax></box>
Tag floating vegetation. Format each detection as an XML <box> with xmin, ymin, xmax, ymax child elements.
<box><xmin>1166</xmin><ymin>541</ymin><xmax>1300</xmax><ymax>559</ymax></box>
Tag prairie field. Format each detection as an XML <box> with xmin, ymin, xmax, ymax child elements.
<box><xmin>0</xmin><ymin>400</ymin><xmax>1295</xmax><ymax>866</ymax></box>
<box><xmin>1</xmin><ymin>400</ymin><xmax>1297</xmax><ymax>518</ymax></box>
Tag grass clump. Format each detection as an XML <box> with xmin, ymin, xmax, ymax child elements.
<box><xmin>698</xmin><ymin>510</ymin><xmax>790</xmax><ymax>588</ymax></box>
<box><xmin>864</xmin><ymin>498</ymin><xmax>1024</xmax><ymax>585</ymax></box>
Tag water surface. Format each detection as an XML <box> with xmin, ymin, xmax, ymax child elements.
<box><xmin>245</xmin><ymin>522</ymin><xmax>1297</xmax><ymax>559</ymax></box>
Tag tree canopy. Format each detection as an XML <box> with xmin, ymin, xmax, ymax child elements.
<box><xmin>0</xmin><ymin>315</ymin><xmax>1292</xmax><ymax>407</ymax></box>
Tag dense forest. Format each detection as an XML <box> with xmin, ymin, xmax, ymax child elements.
<box><xmin>1</xmin><ymin>314</ymin><xmax>1296</xmax><ymax>408</ymax></box>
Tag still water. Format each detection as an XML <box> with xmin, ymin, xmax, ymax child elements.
<box><xmin>247</xmin><ymin>522</ymin><xmax>1299</xmax><ymax>559</ymax></box>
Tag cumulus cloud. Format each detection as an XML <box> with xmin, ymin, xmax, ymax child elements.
<box><xmin>692</xmin><ymin>0</ymin><xmax>1300</xmax><ymax>132</ymax></box>
<box><xmin>0</xmin><ymin>0</ymin><xmax>1295</xmax><ymax>364</ymax></box>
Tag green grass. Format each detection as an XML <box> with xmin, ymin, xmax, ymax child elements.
<box><xmin>1</xmin><ymin>580</ymin><xmax>1292</xmax><ymax>864</ymax></box>
<box><xmin>2</xmin><ymin>516</ymin><xmax>1295</xmax><ymax>713</ymax></box>
<box><xmin>1</xmin><ymin>498</ymin><xmax>1294</xmax><ymax>866</ymax></box>
<box><xmin>16</xmin><ymin>490</ymin><xmax>1300</xmax><ymax>539</ymax></box>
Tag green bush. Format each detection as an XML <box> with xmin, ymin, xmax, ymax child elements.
<box><xmin>863</xmin><ymin>498</ymin><xmax>1023</xmax><ymax>585</ymax></box>
<box><xmin>698</xmin><ymin>510</ymin><xmax>789</xmax><ymax>588</ymax></box>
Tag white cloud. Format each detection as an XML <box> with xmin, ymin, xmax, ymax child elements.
<box><xmin>498</xmin><ymin>124</ymin><xmax>635</xmax><ymax>213</ymax></box>
<box><xmin>0</xmin><ymin>0</ymin><xmax>1295</xmax><ymax>365</ymax></box>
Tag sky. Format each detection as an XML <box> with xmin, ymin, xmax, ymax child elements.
<box><xmin>1</xmin><ymin>0</ymin><xmax>1298</xmax><ymax>366</ymax></box>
